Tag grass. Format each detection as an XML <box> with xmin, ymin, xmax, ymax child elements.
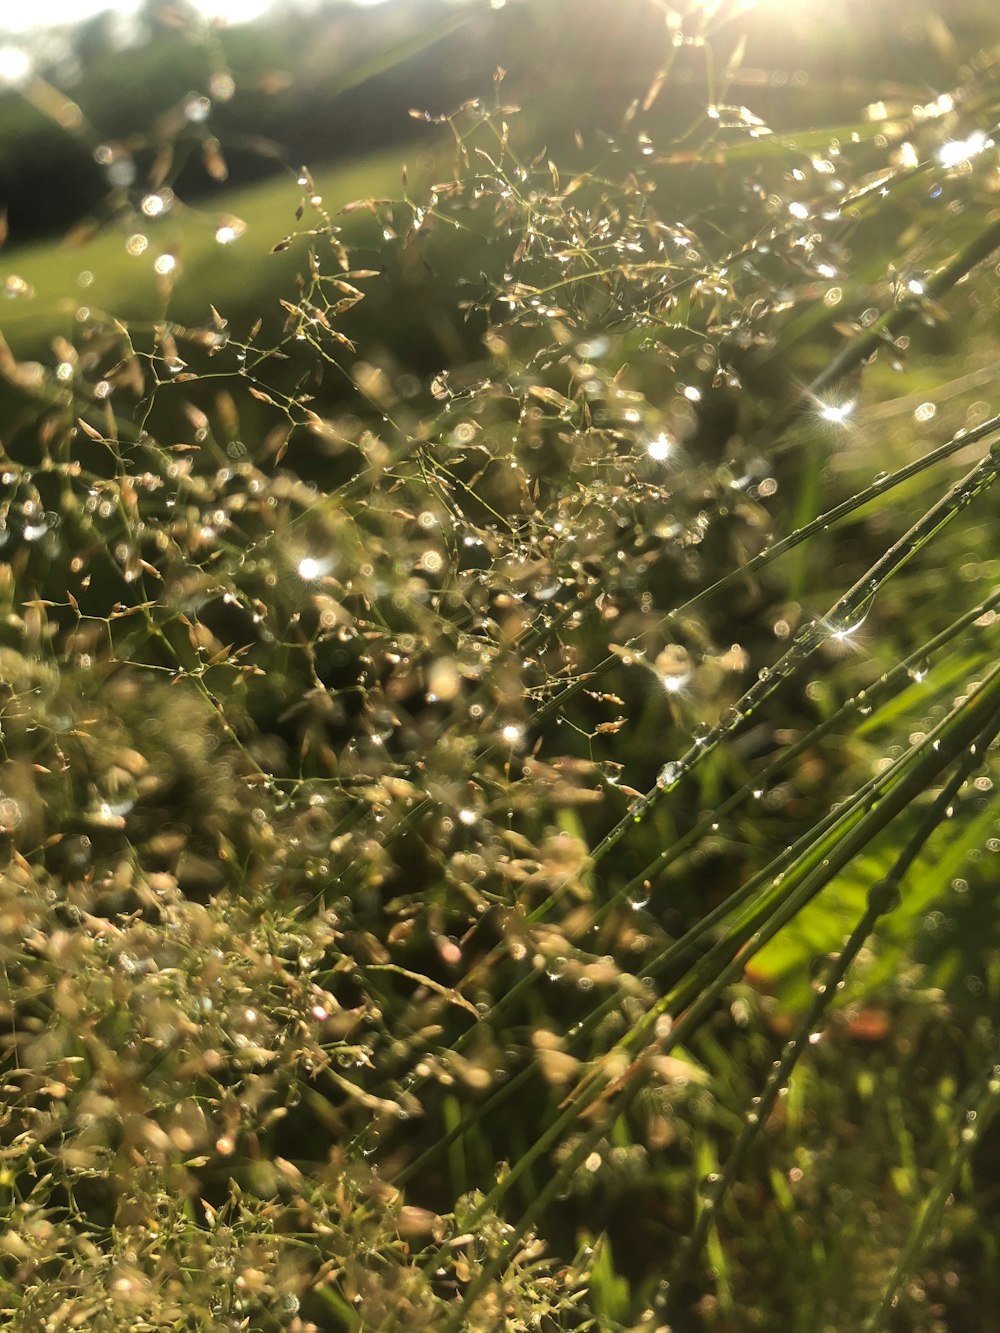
<box><xmin>2</xmin><ymin>148</ymin><xmax>405</xmax><ymax>352</ymax></box>
<box><xmin>2</xmin><ymin>1</ymin><xmax>1000</xmax><ymax>1329</ymax></box>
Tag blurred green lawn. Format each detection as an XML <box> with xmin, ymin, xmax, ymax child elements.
<box><xmin>2</xmin><ymin>147</ymin><xmax>403</xmax><ymax>356</ymax></box>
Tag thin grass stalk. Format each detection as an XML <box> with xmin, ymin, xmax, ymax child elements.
<box><xmin>534</xmin><ymin>584</ymin><xmax>1000</xmax><ymax>926</ymax></box>
<box><xmin>776</xmin><ymin>213</ymin><xmax>1000</xmax><ymax>433</ymax></box>
<box><xmin>331</xmin><ymin>150</ymin><xmax>1000</xmax><ymax>875</ymax></box>
<box><xmin>668</xmin><ymin>698</ymin><xmax>1000</xmax><ymax>1301</ymax></box>
<box><xmin>516</xmin><ymin>415</ymin><xmax>1000</xmax><ymax>750</ymax></box>
<box><xmin>410</xmin><ymin>665</ymin><xmax>1000</xmax><ymax>1321</ymax></box>
<box><xmin>861</xmin><ymin>1056</ymin><xmax>1000</xmax><ymax>1332</ymax></box>
<box><xmin>378</xmin><ymin>592</ymin><xmax>1000</xmax><ymax>1175</ymax></box>
<box><xmin>541</xmin><ymin>658</ymin><xmax>1000</xmax><ymax>1154</ymax></box>
<box><xmin>363</xmin><ymin>406</ymin><xmax>1000</xmax><ymax>883</ymax></box>
<box><xmin>589</xmin><ymin>445</ymin><xmax>1000</xmax><ymax>865</ymax></box>
<box><xmin>620</xmin><ymin>657</ymin><xmax>1000</xmax><ymax>1067</ymax></box>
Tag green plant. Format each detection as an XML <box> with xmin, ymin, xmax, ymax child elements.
<box><xmin>2</xmin><ymin>2</ymin><xmax>999</xmax><ymax>1329</ymax></box>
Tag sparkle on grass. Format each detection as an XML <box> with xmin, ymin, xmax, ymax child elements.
<box><xmin>298</xmin><ymin>557</ymin><xmax>324</xmax><ymax>581</ymax></box>
<box><xmin>501</xmin><ymin>723</ymin><xmax>522</xmax><ymax>745</ymax></box>
<box><xmin>215</xmin><ymin>220</ymin><xmax>245</xmax><ymax>245</ymax></box>
<box><xmin>662</xmin><ymin>673</ymin><xmax>690</xmax><ymax>695</ymax></box>
<box><xmin>823</xmin><ymin>611</ymin><xmax>870</xmax><ymax>655</ymax></box>
<box><xmin>647</xmin><ymin>433</ymin><xmax>673</xmax><ymax>461</ymax></box>
<box><xmin>0</xmin><ymin>46</ymin><xmax>32</xmax><ymax>88</ymax></box>
<box><xmin>818</xmin><ymin>400</ymin><xmax>855</xmax><ymax>426</ymax></box>
<box><xmin>938</xmin><ymin>131</ymin><xmax>990</xmax><ymax>168</ymax></box>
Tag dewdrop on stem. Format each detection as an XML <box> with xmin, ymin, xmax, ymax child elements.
<box><xmin>657</xmin><ymin>761</ymin><xmax>682</xmax><ymax>789</ymax></box>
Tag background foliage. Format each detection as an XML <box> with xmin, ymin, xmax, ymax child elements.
<box><xmin>1</xmin><ymin>0</ymin><xmax>999</xmax><ymax>1328</ymax></box>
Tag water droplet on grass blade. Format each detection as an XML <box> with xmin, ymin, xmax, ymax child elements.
<box><xmin>627</xmin><ymin>883</ymin><xmax>651</xmax><ymax>911</ymax></box>
<box><xmin>698</xmin><ymin>1173</ymin><xmax>721</xmax><ymax>1202</ymax></box>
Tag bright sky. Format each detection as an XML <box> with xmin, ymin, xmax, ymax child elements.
<box><xmin>0</xmin><ymin>1</ymin><xmax>265</xmax><ymax>34</ymax></box>
<box><xmin>0</xmin><ymin>0</ymin><xmax>390</xmax><ymax>38</ymax></box>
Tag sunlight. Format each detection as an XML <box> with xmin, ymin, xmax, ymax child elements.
<box><xmin>1</xmin><ymin>0</ymin><xmax>278</xmax><ymax>37</ymax></box>
<box><xmin>817</xmin><ymin>400</ymin><xmax>855</xmax><ymax>426</ymax></box>
<box><xmin>937</xmin><ymin>130</ymin><xmax>991</xmax><ymax>168</ymax></box>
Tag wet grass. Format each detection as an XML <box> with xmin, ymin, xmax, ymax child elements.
<box><xmin>1</xmin><ymin>2</ymin><xmax>1000</xmax><ymax>1330</ymax></box>
<box><xmin>2</xmin><ymin>147</ymin><xmax>405</xmax><ymax>353</ymax></box>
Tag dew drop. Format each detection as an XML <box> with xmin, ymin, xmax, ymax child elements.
<box><xmin>698</xmin><ymin>1172</ymin><xmax>721</xmax><ymax>1202</ymax></box>
<box><xmin>627</xmin><ymin>883</ymin><xmax>651</xmax><ymax>911</ymax></box>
